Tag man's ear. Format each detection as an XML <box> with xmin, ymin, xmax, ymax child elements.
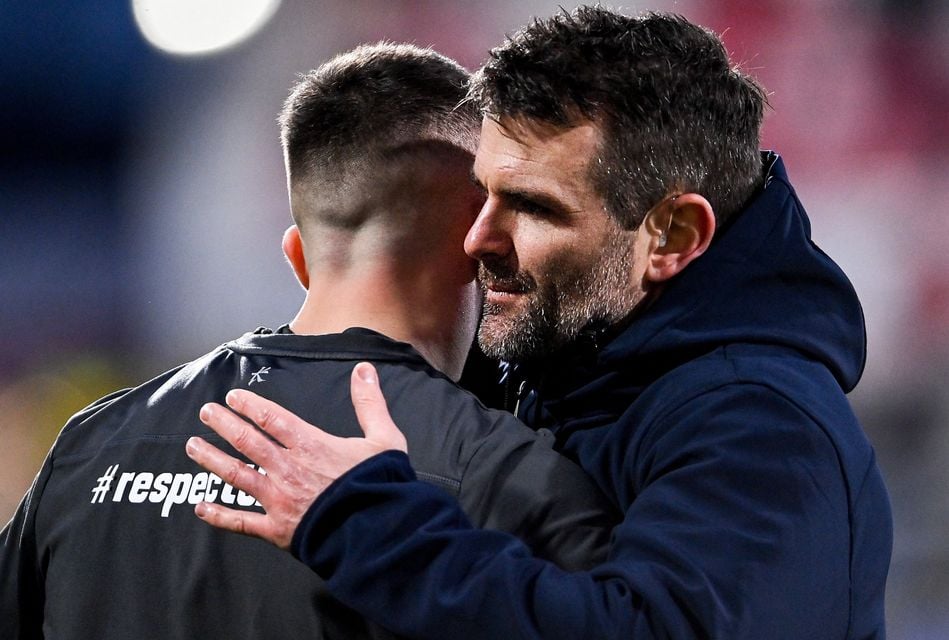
<box><xmin>643</xmin><ymin>193</ymin><xmax>716</xmax><ymax>283</ymax></box>
<box><xmin>282</xmin><ymin>225</ymin><xmax>310</xmax><ymax>290</ymax></box>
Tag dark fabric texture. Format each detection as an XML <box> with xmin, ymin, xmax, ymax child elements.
<box><xmin>0</xmin><ymin>328</ymin><xmax>616</xmax><ymax>639</ymax></box>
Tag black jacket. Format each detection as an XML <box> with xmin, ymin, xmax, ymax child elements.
<box><xmin>1</xmin><ymin>327</ymin><xmax>615</xmax><ymax>640</ymax></box>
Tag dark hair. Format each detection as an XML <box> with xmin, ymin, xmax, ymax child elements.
<box><xmin>469</xmin><ymin>7</ymin><xmax>767</xmax><ymax>229</ymax></box>
<box><xmin>279</xmin><ymin>42</ymin><xmax>479</xmax><ymax>227</ymax></box>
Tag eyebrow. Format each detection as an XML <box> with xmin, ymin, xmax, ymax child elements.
<box><xmin>470</xmin><ymin>168</ymin><xmax>566</xmax><ymax>212</ymax></box>
<box><xmin>500</xmin><ymin>187</ymin><xmax>568</xmax><ymax>215</ymax></box>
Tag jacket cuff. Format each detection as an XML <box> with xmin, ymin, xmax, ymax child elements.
<box><xmin>289</xmin><ymin>449</ymin><xmax>416</xmax><ymax>567</ymax></box>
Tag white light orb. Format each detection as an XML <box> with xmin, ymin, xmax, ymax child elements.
<box><xmin>132</xmin><ymin>0</ymin><xmax>281</xmax><ymax>56</ymax></box>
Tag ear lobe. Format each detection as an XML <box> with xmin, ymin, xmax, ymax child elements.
<box><xmin>645</xmin><ymin>193</ymin><xmax>716</xmax><ymax>283</ymax></box>
<box><xmin>282</xmin><ymin>225</ymin><xmax>310</xmax><ymax>290</ymax></box>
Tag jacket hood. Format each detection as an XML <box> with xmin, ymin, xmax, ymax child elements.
<box><xmin>513</xmin><ymin>153</ymin><xmax>867</xmax><ymax>416</ymax></box>
<box><xmin>597</xmin><ymin>152</ymin><xmax>866</xmax><ymax>393</ymax></box>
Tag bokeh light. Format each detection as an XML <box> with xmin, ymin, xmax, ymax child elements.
<box><xmin>132</xmin><ymin>0</ymin><xmax>281</xmax><ymax>56</ymax></box>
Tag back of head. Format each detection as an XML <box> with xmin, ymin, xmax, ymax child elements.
<box><xmin>470</xmin><ymin>7</ymin><xmax>767</xmax><ymax>229</ymax></box>
<box><xmin>279</xmin><ymin>43</ymin><xmax>480</xmax><ymax>267</ymax></box>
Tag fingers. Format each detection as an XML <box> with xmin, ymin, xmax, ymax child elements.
<box><xmin>193</xmin><ymin>501</ymin><xmax>289</xmax><ymax>550</ymax></box>
<box><xmin>198</xmin><ymin>401</ymin><xmax>281</xmax><ymax>469</ymax></box>
<box><xmin>186</xmin><ymin>436</ymin><xmax>269</xmax><ymax>500</ymax></box>
<box><xmin>188</xmin><ymin>372</ymin><xmax>401</xmax><ymax>549</ymax></box>
<box><xmin>224</xmin><ymin>389</ymin><xmax>325</xmax><ymax>451</ymax></box>
<box><xmin>351</xmin><ymin>363</ymin><xmax>407</xmax><ymax>452</ymax></box>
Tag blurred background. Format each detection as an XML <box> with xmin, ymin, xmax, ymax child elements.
<box><xmin>1</xmin><ymin>0</ymin><xmax>947</xmax><ymax>636</ymax></box>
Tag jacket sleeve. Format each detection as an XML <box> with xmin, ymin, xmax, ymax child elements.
<box><xmin>455</xmin><ymin>418</ymin><xmax>617</xmax><ymax>571</ymax></box>
<box><xmin>0</xmin><ymin>390</ymin><xmax>130</xmax><ymax>640</ymax></box>
<box><xmin>1</xmin><ymin>460</ymin><xmax>52</xmax><ymax>640</ymax></box>
<box><xmin>290</xmin><ymin>385</ymin><xmax>876</xmax><ymax>640</ymax></box>
<box><xmin>291</xmin><ymin>451</ymin><xmax>624</xmax><ymax>639</ymax></box>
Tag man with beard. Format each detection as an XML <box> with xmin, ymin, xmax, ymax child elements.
<box><xmin>186</xmin><ymin>8</ymin><xmax>892</xmax><ymax>639</ymax></box>
<box><xmin>0</xmin><ymin>43</ymin><xmax>616</xmax><ymax>640</ymax></box>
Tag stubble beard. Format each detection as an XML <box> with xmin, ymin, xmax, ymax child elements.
<box><xmin>477</xmin><ymin>233</ymin><xmax>640</xmax><ymax>363</ymax></box>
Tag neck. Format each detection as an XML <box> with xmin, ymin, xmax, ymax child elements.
<box><xmin>288</xmin><ymin>266</ymin><xmax>479</xmax><ymax>381</ymax></box>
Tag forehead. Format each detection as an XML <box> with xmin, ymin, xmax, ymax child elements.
<box><xmin>473</xmin><ymin>116</ymin><xmax>601</xmax><ymax>195</ymax></box>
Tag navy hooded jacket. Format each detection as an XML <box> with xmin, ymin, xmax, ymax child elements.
<box><xmin>290</xmin><ymin>154</ymin><xmax>893</xmax><ymax>639</ymax></box>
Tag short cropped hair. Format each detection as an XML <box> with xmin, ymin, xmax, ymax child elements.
<box><xmin>279</xmin><ymin>43</ymin><xmax>479</xmax><ymax>229</ymax></box>
<box><xmin>470</xmin><ymin>7</ymin><xmax>767</xmax><ymax>229</ymax></box>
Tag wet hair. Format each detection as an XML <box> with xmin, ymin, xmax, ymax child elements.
<box><xmin>470</xmin><ymin>7</ymin><xmax>767</xmax><ymax>229</ymax></box>
<box><xmin>279</xmin><ymin>42</ymin><xmax>479</xmax><ymax>229</ymax></box>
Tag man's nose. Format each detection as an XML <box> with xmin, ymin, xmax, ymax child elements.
<box><xmin>465</xmin><ymin>200</ymin><xmax>512</xmax><ymax>261</ymax></box>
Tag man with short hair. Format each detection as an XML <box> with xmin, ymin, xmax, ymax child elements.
<box><xmin>0</xmin><ymin>42</ymin><xmax>615</xmax><ymax>640</ymax></box>
<box><xmin>188</xmin><ymin>8</ymin><xmax>893</xmax><ymax>640</ymax></box>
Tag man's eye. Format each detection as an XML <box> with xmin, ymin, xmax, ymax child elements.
<box><xmin>516</xmin><ymin>199</ymin><xmax>550</xmax><ymax>216</ymax></box>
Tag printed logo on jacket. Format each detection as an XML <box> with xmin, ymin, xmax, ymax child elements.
<box><xmin>89</xmin><ymin>463</ymin><xmax>264</xmax><ymax>517</ymax></box>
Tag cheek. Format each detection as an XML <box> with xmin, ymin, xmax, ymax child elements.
<box><xmin>523</xmin><ymin>237</ymin><xmax>600</xmax><ymax>281</ymax></box>
<box><xmin>509</xmin><ymin>224</ymin><xmax>573</xmax><ymax>272</ymax></box>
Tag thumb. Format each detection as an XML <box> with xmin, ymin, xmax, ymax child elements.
<box><xmin>351</xmin><ymin>363</ymin><xmax>407</xmax><ymax>452</ymax></box>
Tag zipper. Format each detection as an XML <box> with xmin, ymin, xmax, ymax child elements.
<box><xmin>513</xmin><ymin>379</ymin><xmax>528</xmax><ymax>419</ymax></box>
